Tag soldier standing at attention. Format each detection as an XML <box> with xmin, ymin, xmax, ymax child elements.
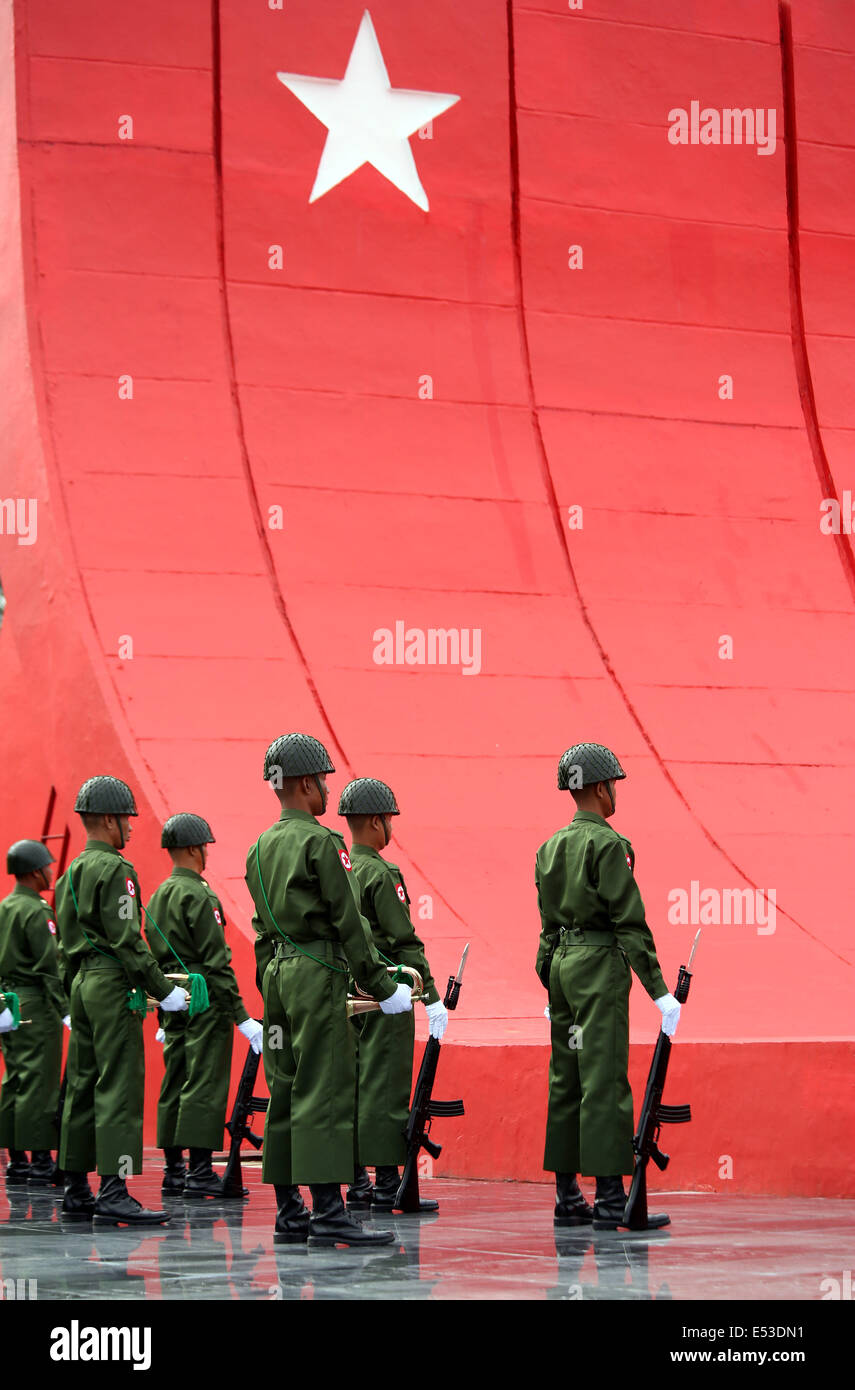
<box><xmin>55</xmin><ymin>776</ymin><xmax>190</xmax><ymax>1226</ymax></box>
<box><xmin>536</xmin><ymin>744</ymin><xmax>680</xmax><ymax>1230</ymax></box>
<box><xmin>0</xmin><ymin>840</ymin><xmax>70</xmax><ymax>1185</ymax></box>
<box><xmin>245</xmin><ymin>733</ymin><xmax>413</xmax><ymax>1248</ymax></box>
<box><xmin>145</xmin><ymin>813</ymin><xmax>263</xmax><ymax>1198</ymax></box>
<box><xmin>337</xmin><ymin>778</ymin><xmax>448</xmax><ymax>1213</ymax></box>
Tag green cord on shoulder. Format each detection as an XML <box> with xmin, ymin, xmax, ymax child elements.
<box><xmin>66</xmin><ymin>858</ymin><xmax>209</xmax><ymax>1017</ymax></box>
<box><xmin>253</xmin><ymin>841</ymin><xmax>346</xmax><ymax>974</ymax></box>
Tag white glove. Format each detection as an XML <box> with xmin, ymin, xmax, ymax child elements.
<box><xmin>159</xmin><ymin>985</ymin><xmax>189</xmax><ymax>1013</ymax></box>
<box><xmin>238</xmin><ymin>1018</ymin><xmax>264</xmax><ymax>1054</ymax></box>
<box><xmin>0</xmin><ymin>1008</ymin><xmax>15</xmax><ymax>1033</ymax></box>
<box><xmin>62</xmin><ymin>1015</ymin><xmax>72</xmax><ymax>1032</ymax></box>
<box><xmin>425</xmin><ymin>1000</ymin><xmax>449</xmax><ymax>1040</ymax></box>
<box><xmin>378</xmin><ymin>982</ymin><xmax>413</xmax><ymax>1015</ymax></box>
<box><xmin>655</xmin><ymin>992</ymin><xmax>681</xmax><ymax>1038</ymax></box>
<box><xmin>544</xmin><ymin>1005</ymin><xmax>551</xmax><ymax>1022</ymax></box>
<box><xmin>155</xmin><ymin>1027</ymin><xmax>165</xmax><ymax>1044</ymax></box>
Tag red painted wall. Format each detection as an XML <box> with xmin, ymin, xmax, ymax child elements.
<box><xmin>1</xmin><ymin>0</ymin><xmax>853</xmax><ymax>1193</ymax></box>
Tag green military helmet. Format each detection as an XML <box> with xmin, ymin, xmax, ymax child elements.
<box><xmin>263</xmin><ymin>732</ymin><xmax>335</xmax><ymax>782</ymax></box>
<box><xmin>557</xmin><ymin>743</ymin><xmax>626</xmax><ymax>791</ymax></box>
<box><xmin>161</xmin><ymin>813</ymin><xmax>215</xmax><ymax>849</ymax></box>
<box><xmin>337</xmin><ymin>778</ymin><xmax>400</xmax><ymax>817</ymax></box>
<box><xmin>74</xmin><ymin>775</ymin><xmax>139</xmax><ymax>816</ymax></box>
<box><xmin>6</xmin><ymin>839</ymin><xmax>55</xmax><ymax>876</ymax></box>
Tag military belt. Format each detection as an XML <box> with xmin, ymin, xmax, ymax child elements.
<box><xmin>274</xmin><ymin>939</ymin><xmax>347</xmax><ymax>965</ymax></box>
<box><xmin>77</xmin><ymin>956</ymin><xmax>126</xmax><ymax>973</ymax></box>
<box><xmin>558</xmin><ymin>927</ymin><xmax>617</xmax><ymax>947</ymax></box>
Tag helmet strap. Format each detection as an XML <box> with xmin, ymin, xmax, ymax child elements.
<box><xmin>313</xmin><ymin>774</ymin><xmax>327</xmax><ymax>814</ymax></box>
<box><xmin>605</xmin><ymin>780</ymin><xmax>615</xmax><ymax>814</ymax></box>
<box><xmin>114</xmin><ymin>815</ymin><xmax>126</xmax><ymax>851</ymax></box>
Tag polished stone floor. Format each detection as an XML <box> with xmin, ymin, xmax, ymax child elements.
<box><xmin>0</xmin><ymin>1157</ymin><xmax>848</xmax><ymax>1301</ymax></box>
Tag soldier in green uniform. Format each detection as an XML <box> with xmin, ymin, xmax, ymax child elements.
<box><xmin>0</xmin><ymin>840</ymin><xmax>69</xmax><ymax>1185</ymax></box>
<box><xmin>145</xmin><ymin>812</ymin><xmax>263</xmax><ymax>1198</ymax></box>
<box><xmin>55</xmin><ymin>776</ymin><xmax>191</xmax><ymax>1225</ymax></box>
<box><xmin>337</xmin><ymin>778</ymin><xmax>448</xmax><ymax>1213</ymax></box>
<box><xmin>245</xmin><ymin>733</ymin><xmax>413</xmax><ymax>1248</ymax></box>
<box><xmin>536</xmin><ymin>744</ymin><xmax>681</xmax><ymax>1230</ymax></box>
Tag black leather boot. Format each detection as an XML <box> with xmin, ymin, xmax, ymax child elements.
<box><xmin>93</xmin><ymin>1175</ymin><xmax>170</xmax><ymax>1226</ymax></box>
<box><xmin>161</xmin><ymin>1147</ymin><xmax>187</xmax><ymax>1195</ymax></box>
<box><xmin>554</xmin><ymin>1172</ymin><xmax>593</xmax><ymax>1226</ymax></box>
<box><xmin>273</xmin><ymin>1184</ymin><xmax>311</xmax><ymax>1244</ymax></box>
<box><xmin>61</xmin><ymin>1170</ymin><xmax>95</xmax><ymax>1220</ymax></box>
<box><xmin>345</xmin><ymin>1165</ymin><xmax>375</xmax><ymax>1210</ymax></box>
<box><xmin>373</xmin><ymin>1164</ymin><xmax>438</xmax><ymax>1213</ymax></box>
<box><xmin>183</xmin><ymin>1147</ymin><xmax>225</xmax><ymax>1198</ymax></box>
<box><xmin>307</xmin><ymin>1183</ymin><xmax>395</xmax><ymax>1248</ymax></box>
<box><xmin>5</xmin><ymin>1149</ymin><xmax>30</xmax><ymax>1184</ymax></box>
<box><xmin>593</xmin><ymin>1175</ymin><xmax>670</xmax><ymax>1230</ymax></box>
<box><xmin>27</xmin><ymin>1151</ymin><xmax>57</xmax><ymax>1187</ymax></box>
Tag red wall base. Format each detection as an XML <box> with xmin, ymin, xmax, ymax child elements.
<box><xmin>423</xmin><ymin>1040</ymin><xmax>855</xmax><ymax>1200</ymax></box>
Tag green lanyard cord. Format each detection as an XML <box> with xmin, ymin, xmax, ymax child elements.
<box><xmin>66</xmin><ymin>861</ymin><xmax>152</xmax><ymax>1016</ymax></box>
<box><xmin>253</xmin><ymin>842</ymin><xmax>346</xmax><ymax>975</ymax></box>
<box><xmin>141</xmin><ymin>906</ymin><xmax>209</xmax><ymax>1017</ymax></box>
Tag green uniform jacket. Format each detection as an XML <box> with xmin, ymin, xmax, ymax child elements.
<box><xmin>246</xmin><ymin>809</ymin><xmax>395</xmax><ymax>1001</ymax></box>
<box><xmin>55</xmin><ymin>840</ymin><xmax>172</xmax><ymax>1000</ymax></box>
<box><xmin>0</xmin><ymin>885</ymin><xmax>68</xmax><ymax>1019</ymax></box>
<box><xmin>144</xmin><ymin>867</ymin><xmax>249</xmax><ymax>1023</ymax></box>
<box><xmin>535</xmin><ymin>811</ymin><xmax>667</xmax><ymax>1000</ymax></box>
<box><xmin>350</xmin><ymin>844</ymin><xmax>440</xmax><ymax>1005</ymax></box>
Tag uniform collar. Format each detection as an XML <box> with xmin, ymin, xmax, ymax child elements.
<box><xmin>571</xmin><ymin>811</ymin><xmax>608</xmax><ymax>825</ymax></box>
<box><xmin>170</xmin><ymin>867</ymin><xmax>203</xmax><ymax>881</ymax></box>
<box><xmin>277</xmin><ymin>809</ymin><xmax>319</xmax><ymax>825</ymax></box>
<box><xmin>11</xmin><ymin>884</ymin><xmax>44</xmax><ymax>902</ymax></box>
<box><xmin>350</xmin><ymin>843</ymin><xmax>383</xmax><ymax>861</ymax></box>
<box><xmin>83</xmin><ymin>838</ymin><xmax>122</xmax><ymax>857</ymax></box>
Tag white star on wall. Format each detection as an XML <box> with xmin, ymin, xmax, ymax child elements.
<box><xmin>276</xmin><ymin>9</ymin><xmax>460</xmax><ymax>211</ymax></box>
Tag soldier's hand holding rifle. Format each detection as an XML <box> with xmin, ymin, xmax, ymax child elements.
<box><xmin>425</xmin><ymin>1000</ymin><xmax>448</xmax><ymax>1039</ymax></box>
<box><xmin>238</xmin><ymin>1018</ymin><xmax>264</xmax><ymax>1054</ymax></box>
<box><xmin>655</xmin><ymin>992</ymin><xmax>681</xmax><ymax>1037</ymax></box>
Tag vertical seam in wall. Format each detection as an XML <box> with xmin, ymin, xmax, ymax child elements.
<box><xmin>778</xmin><ymin>0</ymin><xmax>855</xmax><ymax>606</ymax></box>
<box><xmin>505</xmin><ymin>0</ymin><xmax>849</xmax><ymax>965</ymax></box>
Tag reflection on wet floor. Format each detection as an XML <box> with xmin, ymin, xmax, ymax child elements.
<box><xmin>0</xmin><ymin>1158</ymin><xmax>849</xmax><ymax>1300</ymax></box>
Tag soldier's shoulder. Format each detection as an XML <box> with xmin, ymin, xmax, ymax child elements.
<box><xmin>536</xmin><ymin>825</ymin><xmax>572</xmax><ymax>857</ymax></box>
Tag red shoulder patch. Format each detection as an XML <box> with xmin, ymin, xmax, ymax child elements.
<box><xmin>47</xmin><ymin>919</ymin><xmax>56</xmax><ymax>935</ymax></box>
<box><xmin>625</xmin><ymin>854</ymin><xmax>632</xmax><ymax>870</ymax></box>
<box><xmin>339</xmin><ymin>849</ymin><xmax>352</xmax><ymax>872</ymax></box>
<box><xmin>213</xmin><ymin>909</ymin><xmax>223</xmax><ymax>925</ymax></box>
<box><xmin>395</xmin><ymin>883</ymin><xmax>406</xmax><ymax>903</ymax></box>
<box><xmin>125</xmin><ymin>878</ymin><xmax>136</xmax><ymax>896</ymax></box>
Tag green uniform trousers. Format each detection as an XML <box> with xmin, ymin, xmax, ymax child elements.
<box><xmin>0</xmin><ymin>987</ymin><xmax>63</xmax><ymax>1149</ymax></box>
<box><xmin>356</xmin><ymin>1009</ymin><xmax>414</xmax><ymax>1166</ymax></box>
<box><xmin>157</xmin><ymin>1004</ymin><xmax>234</xmax><ymax>1150</ymax></box>
<box><xmin>543</xmin><ymin>934</ymin><xmax>635</xmax><ymax>1177</ymax></box>
<box><xmin>261</xmin><ymin>942</ymin><xmax>357</xmax><ymax>1186</ymax></box>
<box><xmin>59</xmin><ymin>960</ymin><xmax>145</xmax><ymax>1176</ymax></box>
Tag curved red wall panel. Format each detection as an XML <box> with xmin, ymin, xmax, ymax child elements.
<box><xmin>1</xmin><ymin>0</ymin><xmax>852</xmax><ymax>1193</ymax></box>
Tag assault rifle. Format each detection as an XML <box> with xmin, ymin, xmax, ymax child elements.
<box><xmin>221</xmin><ymin>1044</ymin><xmax>269</xmax><ymax>1198</ymax></box>
<box><xmin>395</xmin><ymin>944</ymin><xmax>468</xmax><ymax>1214</ymax></box>
<box><xmin>623</xmin><ymin>929</ymin><xmax>700</xmax><ymax>1230</ymax></box>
